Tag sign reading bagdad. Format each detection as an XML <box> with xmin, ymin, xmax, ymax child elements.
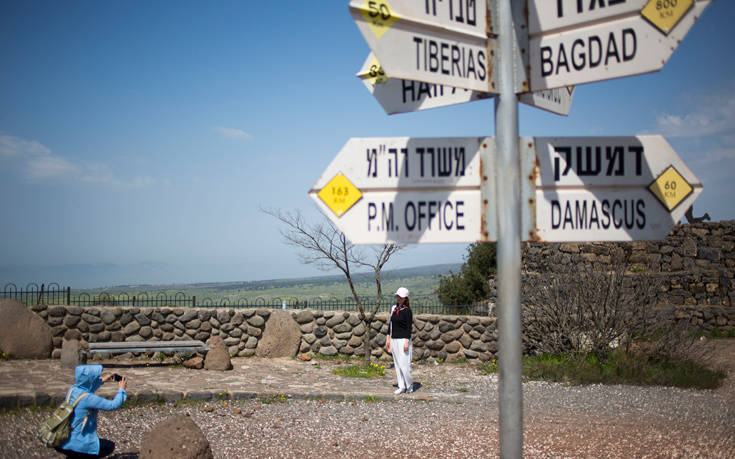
<box><xmin>350</xmin><ymin>0</ymin><xmax>496</xmax><ymax>92</ymax></box>
<box><xmin>528</xmin><ymin>0</ymin><xmax>712</xmax><ymax>90</ymax></box>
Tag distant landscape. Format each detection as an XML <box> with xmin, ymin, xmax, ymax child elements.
<box><xmin>73</xmin><ymin>263</ymin><xmax>462</xmax><ymax>303</ymax></box>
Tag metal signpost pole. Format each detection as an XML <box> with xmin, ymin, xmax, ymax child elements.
<box><xmin>494</xmin><ymin>0</ymin><xmax>522</xmax><ymax>457</ymax></box>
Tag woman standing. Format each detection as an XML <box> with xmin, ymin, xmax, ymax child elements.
<box><xmin>386</xmin><ymin>287</ymin><xmax>413</xmax><ymax>394</ymax></box>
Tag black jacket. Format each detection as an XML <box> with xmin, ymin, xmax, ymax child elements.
<box><xmin>389</xmin><ymin>305</ymin><xmax>413</xmax><ymax>339</ymax></box>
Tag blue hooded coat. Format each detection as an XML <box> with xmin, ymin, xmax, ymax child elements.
<box><xmin>60</xmin><ymin>364</ymin><xmax>126</xmax><ymax>455</ymax></box>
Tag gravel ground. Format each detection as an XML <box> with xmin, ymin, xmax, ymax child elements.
<box><xmin>1</xmin><ymin>342</ymin><xmax>733</xmax><ymax>458</ymax></box>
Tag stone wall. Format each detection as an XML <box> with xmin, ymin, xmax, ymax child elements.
<box><xmin>25</xmin><ymin>222</ymin><xmax>734</xmax><ymax>361</ymax></box>
<box><xmin>291</xmin><ymin>310</ymin><xmax>496</xmax><ymax>362</ymax></box>
<box><xmin>488</xmin><ymin>221</ymin><xmax>735</xmax><ymax>331</ymax></box>
<box><xmin>29</xmin><ymin>304</ymin><xmax>498</xmax><ymax>362</ymax></box>
<box><xmin>30</xmin><ymin>305</ymin><xmax>271</xmax><ymax>360</ymax></box>
<box><xmin>522</xmin><ymin>221</ymin><xmax>734</xmax><ymax>308</ymax></box>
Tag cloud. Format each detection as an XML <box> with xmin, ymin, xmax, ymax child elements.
<box><xmin>213</xmin><ymin>126</ymin><xmax>253</xmax><ymax>140</ymax></box>
<box><xmin>78</xmin><ymin>163</ymin><xmax>162</xmax><ymax>188</ymax></box>
<box><xmin>651</xmin><ymin>83</ymin><xmax>735</xmax><ymax>220</ymax></box>
<box><xmin>26</xmin><ymin>155</ymin><xmax>79</xmax><ymax>180</ymax></box>
<box><xmin>689</xmin><ymin>145</ymin><xmax>735</xmax><ymax>166</ymax></box>
<box><xmin>0</xmin><ymin>134</ymin><xmax>163</xmax><ymax>188</ymax></box>
<box><xmin>655</xmin><ymin>88</ymin><xmax>735</xmax><ymax>138</ymax></box>
<box><xmin>0</xmin><ymin>134</ymin><xmax>76</xmax><ymax>180</ymax></box>
<box><xmin>0</xmin><ymin>134</ymin><xmax>51</xmax><ymax>158</ymax></box>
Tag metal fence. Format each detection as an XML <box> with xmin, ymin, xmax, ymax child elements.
<box><xmin>1</xmin><ymin>283</ymin><xmax>70</xmax><ymax>305</ymax></box>
<box><xmin>1</xmin><ymin>283</ymin><xmax>488</xmax><ymax>316</ymax></box>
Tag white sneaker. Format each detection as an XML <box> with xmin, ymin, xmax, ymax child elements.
<box><xmin>394</xmin><ymin>388</ymin><xmax>405</xmax><ymax>394</ymax></box>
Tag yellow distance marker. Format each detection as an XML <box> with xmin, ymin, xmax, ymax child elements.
<box><xmin>648</xmin><ymin>165</ymin><xmax>693</xmax><ymax>211</ymax></box>
<box><xmin>317</xmin><ymin>173</ymin><xmax>363</xmax><ymax>217</ymax></box>
<box><xmin>359</xmin><ymin>0</ymin><xmax>400</xmax><ymax>40</ymax></box>
<box><xmin>361</xmin><ymin>57</ymin><xmax>388</xmax><ymax>85</ymax></box>
<box><xmin>641</xmin><ymin>0</ymin><xmax>694</xmax><ymax>35</ymax></box>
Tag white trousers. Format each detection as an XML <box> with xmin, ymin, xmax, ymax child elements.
<box><xmin>391</xmin><ymin>338</ymin><xmax>413</xmax><ymax>391</ymax></box>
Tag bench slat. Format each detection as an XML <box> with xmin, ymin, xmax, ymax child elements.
<box><xmin>90</xmin><ymin>346</ymin><xmax>207</xmax><ymax>354</ymax></box>
<box><xmin>88</xmin><ymin>340</ymin><xmax>209</xmax><ymax>354</ymax></box>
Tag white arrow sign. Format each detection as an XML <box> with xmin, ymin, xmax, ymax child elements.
<box><xmin>358</xmin><ymin>53</ymin><xmax>575</xmax><ymax>116</ymax></box>
<box><xmin>528</xmin><ymin>0</ymin><xmax>711</xmax><ymax>90</ymax></box>
<box><xmin>531</xmin><ymin>135</ymin><xmax>703</xmax><ymax>241</ymax></box>
<box><xmin>308</xmin><ymin>137</ymin><xmax>489</xmax><ymax>244</ymax></box>
<box><xmin>519</xmin><ymin>86</ymin><xmax>575</xmax><ymax>116</ymax></box>
<box><xmin>350</xmin><ymin>0</ymin><xmax>496</xmax><ymax>93</ymax></box>
<box><xmin>356</xmin><ymin>53</ymin><xmax>491</xmax><ymax>114</ymax></box>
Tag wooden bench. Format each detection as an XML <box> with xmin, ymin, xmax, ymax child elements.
<box><xmin>88</xmin><ymin>340</ymin><xmax>209</xmax><ymax>355</ymax></box>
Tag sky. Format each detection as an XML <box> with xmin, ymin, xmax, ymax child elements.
<box><xmin>1</xmin><ymin>1</ymin><xmax>734</xmax><ymax>289</ymax></box>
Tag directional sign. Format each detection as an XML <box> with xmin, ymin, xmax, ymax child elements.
<box><xmin>350</xmin><ymin>0</ymin><xmax>496</xmax><ymax>93</ymax></box>
<box><xmin>356</xmin><ymin>53</ymin><xmax>491</xmax><ymax>114</ymax></box>
<box><xmin>358</xmin><ymin>53</ymin><xmax>575</xmax><ymax>116</ymax></box>
<box><xmin>309</xmin><ymin>137</ymin><xmax>489</xmax><ymax>244</ymax></box>
<box><xmin>528</xmin><ymin>0</ymin><xmax>711</xmax><ymax>90</ymax></box>
<box><xmin>519</xmin><ymin>86</ymin><xmax>575</xmax><ymax>116</ymax></box>
<box><xmin>531</xmin><ymin>135</ymin><xmax>703</xmax><ymax>241</ymax></box>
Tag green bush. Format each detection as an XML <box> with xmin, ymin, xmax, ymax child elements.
<box><xmin>522</xmin><ymin>350</ymin><xmax>725</xmax><ymax>390</ymax></box>
<box><xmin>707</xmin><ymin>327</ymin><xmax>735</xmax><ymax>339</ymax></box>
<box><xmin>436</xmin><ymin>242</ymin><xmax>496</xmax><ymax>305</ymax></box>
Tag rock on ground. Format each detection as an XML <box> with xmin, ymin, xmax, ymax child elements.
<box><xmin>256</xmin><ymin>309</ymin><xmax>301</xmax><ymax>358</ymax></box>
<box><xmin>139</xmin><ymin>415</ymin><xmax>213</xmax><ymax>459</ymax></box>
<box><xmin>183</xmin><ymin>356</ymin><xmax>204</xmax><ymax>369</ymax></box>
<box><xmin>0</xmin><ymin>299</ymin><xmax>53</xmax><ymax>359</ymax></box>
<box><xmin>60</xmin><ymin>339</ymin><xmax>87</xmax><ymax>368</ymax></box>
<box><xmin>203</xmin><ymin>336</ymin><xmax>232</xmax><ymax>371</ymax></box>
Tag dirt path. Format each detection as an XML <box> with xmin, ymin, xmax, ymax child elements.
<box><xmin>0</xmin><ymin>339</ymin><xmax>732</xmax><ymax>458</ymax></box>
<box><xmin>708</xmin><ymin>338</ymin><xmax>735</xmax><ymax>398</ymax></box>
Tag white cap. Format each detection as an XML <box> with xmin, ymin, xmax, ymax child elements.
<box><xmin>395</xmin><ymin>287</ymin><xmax>409</xmax><ymax>298</ymax></box>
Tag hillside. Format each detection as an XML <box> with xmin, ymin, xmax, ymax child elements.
<box><xmin>76</xmin><ymin>263</ymin><xmax>463</xmax><ymax>301</ymax></box>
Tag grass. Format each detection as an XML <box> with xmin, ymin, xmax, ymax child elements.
<box><xmin>456</xmin><ymin>387</ymin><xmax>469</xmax><ymax>393</ymax></box>
<box><xmin>522</xmin><ymin>350</ymin><xmax>726</xmax><ymax>390</ymax></box>
<box><xmin>479</xmin><ymin>359</ymin><xmax>498</xmax><ymax>375</ymax></box>
<box><xmin>260</xmin><ymin>393</ymin><xmax>289</xmax><ymax>404</ymax></box>
<box><xmin>332</xmin><ymin>362</ymin><xmax>386</xmax><ymax>378</ymax></box>
<box><xmin>706</xmin><ymin>327</ymin><xmax>735</xmax><ymax>339</ymax></box>
<box><xmin>311</xmin><ymin>353</ymin><xmax>355</xmax><ymax>362</ymax></box>
<box><xmin>363</xmin><ymin>395</ymin><xmax>381</xmax><ymax>402</ymax></box>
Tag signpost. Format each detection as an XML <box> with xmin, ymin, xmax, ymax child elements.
<box><xmin>327</xmin><ymin>1</ymin><xmax>711</xmax><ymax>456</ymax></box>
<box><xmin>358</xmin><ymin>53</ymin><xmax>575</xmax><ymax>116</ymax></box>
<box><xmin>349</xmin><ymin>0</ymin><xmax>496</xmax><ymax>92</ymax></box>
<box><xmin>528</xmin><ymin>0</ymin><xmax>712</xmax><ymax>90</ymax></box>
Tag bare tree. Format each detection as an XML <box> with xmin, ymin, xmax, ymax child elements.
<box><xmin>264</xmin><ymin>208</ymin><xmax>402</xmax><ymax>366</ymax></box>
<box><xmin>521</xmin><ymin>253</ymin><xmax>709</xmax><ymax>363</ymax></box>
<box><xmin>521</xmin><ymin>267</ymin><xmax>658</xmax><ymax>356</ymax></box>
